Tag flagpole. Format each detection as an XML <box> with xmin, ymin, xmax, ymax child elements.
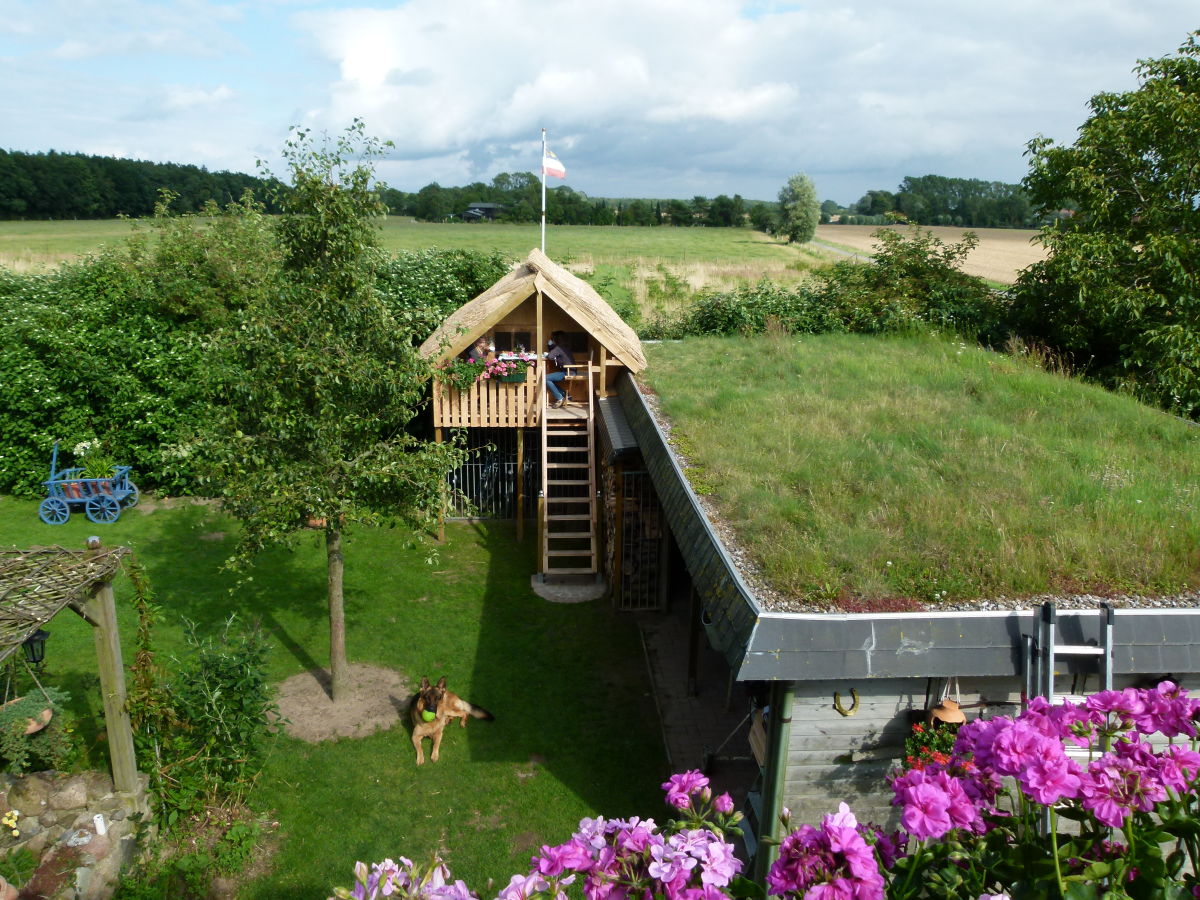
<box><xmin>540</xmin><ymin>128</ymin><xmax>547</xmax><ymax>253</ymax></box>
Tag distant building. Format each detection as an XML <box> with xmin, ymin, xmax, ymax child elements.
<box><xmin>463</xmin><ymin>202</ymin><xmax>504</xmax><ymax>222</ymax></box>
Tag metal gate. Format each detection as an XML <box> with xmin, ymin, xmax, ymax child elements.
<box><xmin>445</xmin><ymin>428</ymin><xmax>539</xmax><ymax>519</ymax></box>
<box><xmin>618</xmin><ymin>470</ymin><xmax>665</xmax><ymax>611</ymax></box>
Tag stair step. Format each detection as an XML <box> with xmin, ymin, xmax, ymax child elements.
<box><xmin>547</xmin><ymin>550</ymin><xmax>597</xmax><ymax>557</ymax></box>
<box><xmin>547</xmin><ymin>479</ymin><xmax>591</xmax><ymax>486</ymax></box>
<box><xmin>545</xmin><ymin>462</ymin><xmax>588</xmax><ymax>468</ymax></box>
<box><xmin>543</xmin><ymin>566</ymin><xmax>598</xmax><ymax>574</ymax></box>
<box><xmin>1054</xmin><ymin>645</ymin><xmax>1105</xmax><ymax>657</ymax></box>
<box><xmin>546</xmin><ymin>530</ymin><xmax>592</xmax><ymax>538</ymax></box>
<box><xmin>546</xmin><ymin>514</ymin><xmax>591</xmax><ymax>521</ymax></box>
<box><xmin>546</xmin><ymin>496</ymin><xmax>590</xmax><ymax>503</ymax></box>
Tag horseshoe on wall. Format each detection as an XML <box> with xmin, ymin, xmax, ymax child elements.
<box><xmin>833</xmin><ymin>687</ymin><xmax>860</xmax><ymax>717</ymax></box>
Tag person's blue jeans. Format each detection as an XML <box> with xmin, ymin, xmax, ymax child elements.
<box><xmin>546</xmin><ymin>371</ymin><xmax>566</xmax><ymax>401</ymax></box>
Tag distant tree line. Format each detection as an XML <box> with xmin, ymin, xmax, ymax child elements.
<box><xmin>0</xmin><ymin>149</ymin><xmax>279</xmax><ymax>219</ymax></box>
<box><xmin>821</xmin><ymin>175</ymin><xmax>1040</xmax><ymax>229</ymax></box>
<box><xmin>383</xmin><ymin>173</ymin><xmax>775</xmax><ymax>228</ymax></box>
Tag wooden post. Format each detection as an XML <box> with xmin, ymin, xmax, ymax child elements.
<box><xmin>82</xmin><ymin>538</ymin><xmax>138</xmax><ymax>794</ymax></box>
<box><xmin>435</xmin><ymin>426</ymin><xmax>446</xmax><ymax>543</ymax></box>
<box><xmin>537</xmin><ymin>491</ymin><xmax>545</xmax><ymax>572</ymax></box>
<box><xmin>598</xmin><ymin>346</ymin><xmax>609</xmax><ymax>398</ymax></box>
<box><xmin>516</xmin><ymin>428</ymin><xmax>525</xmax><ymax>541</ymax></box>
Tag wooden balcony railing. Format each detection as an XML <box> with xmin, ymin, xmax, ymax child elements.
<box><xmin>432</xmin><ymin>375</ymin><xmax>540</xmax><ymax>428</ymax></box>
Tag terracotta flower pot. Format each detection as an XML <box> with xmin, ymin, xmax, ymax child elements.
<box><xmin>1</xmin><ymin>698</ymin><xmax>53</xmax><ymax>735</ymax></box>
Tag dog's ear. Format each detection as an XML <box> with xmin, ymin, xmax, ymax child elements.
<box><xmin>420</xmin><ymin>677</ymin><xmax>430</xmax><ymax>689</ymax></box>
<box><xmin>436</xmin><ymin>676</ymin><xmax>447</xmax><ymax>689</ymax></box>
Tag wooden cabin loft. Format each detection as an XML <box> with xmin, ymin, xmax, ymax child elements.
<box><xmin>419</xmin><ymin>249</ymin><xmax>647</xmax><ymax>579</ymax></box>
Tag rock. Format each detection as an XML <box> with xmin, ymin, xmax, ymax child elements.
<box><xmin>65</xmin><ymin>828</ymin><xmax>94</xmax><ymax>848</ymax></box>
<box><xmin>17</xmin><ymin>817</ymin><xmax>41</xmax><ymax>838</ymax></box>
<box><xmin>49</xmin><ymin>775</ymin><xmax>88</xmax><ymax>810</ymax></box>
<box><xmin>83</xmin><ymin>772</ymin><xmax>114</xmax><ymax>802</ymax></box>
<box><xmin>25</xmin><ymin>828</ymin><xmax>52</xmax><ymax>855</ymax></box>
<box><xmin>8</xmin><ymin>773</ymin><xmax>50</xmax><ymax>817</ymax></box>
<box><xmin>81</xmin><ymin>832</ymin><xmax>111</xmax><ymax>863</ymax></box>
<box><xmin>74</xmin><ymin>865</ymin><xmax>92</xmax><ymax>899</ymax></box>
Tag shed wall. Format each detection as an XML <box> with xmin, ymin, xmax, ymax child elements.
<box><xmin>780</xmin><ymin>673</ymin><xmax>1200</xmax><ymax>828</ymax></box>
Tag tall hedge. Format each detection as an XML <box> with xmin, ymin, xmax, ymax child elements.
<box><xmin>0</xmin><ymin>203</ymin><xmax>511</xmax><ymax>497</ymax></box>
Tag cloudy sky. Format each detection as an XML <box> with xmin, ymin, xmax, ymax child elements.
<box><xmin>0</xmin><ymin>1</ymin><xmax>1195</xmax><ymax>204</ymax></box>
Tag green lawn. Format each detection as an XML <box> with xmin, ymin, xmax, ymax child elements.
<box><xmin>0</xmin><ymin>216</ymin><xmax>805</xmax><ymax>268</ymax></box>
<box><xmin>0</xmin><ymin>498</ymin><xmax>666</xmax><ymax>898</ymax></box>
<box><xmin>642</xmin><ymin>332</ymin><xmax>1200</xmax><ymax>606</ymax></box>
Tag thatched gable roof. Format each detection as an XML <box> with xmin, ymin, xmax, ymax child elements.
<box><xmin>0</xmin><ymin>545</ymin><xmax>128</xmax><ymax>665</ymax></box>
<box><xmin>419</xmin><ymin>248</ymin><xmax>647</xmax><ymax>373</ymax></box>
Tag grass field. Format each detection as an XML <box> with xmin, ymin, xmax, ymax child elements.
<box><xmin>643</xmin><ymin>333</ymin><xmax>1200</xmax><ymax>607</ymax></box>
<box><xmin>0</xmin><ymin>499</ymin><xmax>665</xmax><ymax>898</ymax></box>
<box><xmin>0</xmin><ymin>217</ymin><xmax>1043</xmax><ymax>318</ymax></box>
<box><xmin>814</xmin><ymin>224</ymin><xmax>1046</xmax><ymax>284</ymax></box>
<box><xmin>0</xmin><ymin>217</ymin><xmax>837</xmax><ymax>313</ymax></box>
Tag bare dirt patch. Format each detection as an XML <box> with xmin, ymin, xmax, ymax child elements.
<box><xmin>276</xmin><ymin>663</ymin><xmax>412</xmax><ymax>743</ymax></box>
<box><xmin>815</xmin><ymin>224</ymin><xmax>1047</xmax><ymax>284</ymax></box>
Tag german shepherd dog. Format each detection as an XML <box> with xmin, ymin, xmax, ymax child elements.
<box><xmin>410</xmin><ymin>676</ymin><xmax>494</xmax><ymax>765</ymax></box>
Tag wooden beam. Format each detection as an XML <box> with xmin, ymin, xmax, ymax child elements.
<box><xmin>435</xmin><ymin>426</ymin><xmax>446</xmax><ymax>543</ymax></box>
<box><xmin>82</xmin><ymin>538</ymin><xmax>138</xmax><ymax>794</ymax></box>
<box><xmin>598</xmin><ymin>346</ymin><xmax>609</xmax><ymax>398</ymax></box>
<box><xmin>516</xmin><ymin>428</ymin><xmax>525</xmax><ymax>541</ymax></box>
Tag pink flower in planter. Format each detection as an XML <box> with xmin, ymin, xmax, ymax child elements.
<box><xmin>1021</xmin><ymin>750</ymin><xmax>1083</xmax><ymax>806</ymax></box>
<box><xmin>662</xmin><ymin>770</ymin><xmax>710</xmax><ymax>809</ymax></box>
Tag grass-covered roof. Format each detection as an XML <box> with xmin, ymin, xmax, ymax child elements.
<box><xmin>640</xmin><ymin>333</ymin><xmax>1200</xmax><ymax>610</ymax></box>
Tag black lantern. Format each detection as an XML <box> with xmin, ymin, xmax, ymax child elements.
<box><xmin>22</xmin><ymin>629</ymin><xmax>49</xmax><ymax>666</ymax></box>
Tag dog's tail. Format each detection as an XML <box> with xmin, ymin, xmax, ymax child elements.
<box><xmin>469</xmin><ymin>703</ymin><xmax>495</xmax><ymax>722</ymax></box>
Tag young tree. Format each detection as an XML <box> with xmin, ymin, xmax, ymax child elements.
<box><xmin>197</xmin><ymin>120</ymin><xmax>465</xmax><ymax>702</ymax></box>
<box><xmin>1012</xmin><ymin>32</ymin><xmax>1200</xmax><ymax>415</ymax></box>
<box><xmin>778</xmin><ymin>172</ymin><xmax>820</xmax><ymax>243</ymax></box>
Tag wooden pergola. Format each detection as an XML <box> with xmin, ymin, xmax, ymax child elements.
<box><xmin>0</xmin><ymin>539</ymin><xmax>137</xmax><ymax>792</ymax></box>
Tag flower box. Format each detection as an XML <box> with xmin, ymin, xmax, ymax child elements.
<box><xmin>498</xmin><ymin>372</ymin><xmax>526</xmax><ymax>383</ymax></box>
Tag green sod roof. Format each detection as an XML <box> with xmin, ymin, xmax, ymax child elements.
<box><xmin>640</xmin><ymin>333</ymin><xmax>1200</xmax><ymax>610</ymax></box>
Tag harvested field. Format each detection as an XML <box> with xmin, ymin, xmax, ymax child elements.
<box><xmin>814</xmin><ymin>224</ymin><xmax>1047</xmax><ymax>284</ymax></box>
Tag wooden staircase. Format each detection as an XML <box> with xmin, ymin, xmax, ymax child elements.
<box><xmin>540</xmin><ymin>362</ymin><xmax>598</xmax><ymax>576</ymax></box>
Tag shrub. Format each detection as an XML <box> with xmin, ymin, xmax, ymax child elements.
<box><xmin>661</xmin><ymin>228</ymin><xmax>1005</xmax><ymax>345</ymax></box>
<box><xmin>126</xmin><ymin>582</ymin><xmax>281</xmax><ymax>828</ymax></box>
<box><xmin>0</xmin><ymin>227</ymin><xmax>508</xmax><ymax>496</ymax></box>
<box><xmin>0</xmin><ymin>686</ymin><xmax>80</xmax><ymax>775</ymax></box>
<box><xmin>374</xmin><ymin>248</ymin><xmax>511</xmax><ymax>342</ymax></box>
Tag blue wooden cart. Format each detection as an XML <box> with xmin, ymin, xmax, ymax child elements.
<box><xmin>38</xmin><ymin>443</ymin><xmax>139</xmax><ymax>525</ymax></box>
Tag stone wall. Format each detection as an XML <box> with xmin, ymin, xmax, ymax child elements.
<box><xmin>1</xmin><ymin>770</ymin><xmax>151</xmax><ymax>900</ymax></box>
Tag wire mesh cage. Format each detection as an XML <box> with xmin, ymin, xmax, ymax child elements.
<box><xmin>444</xmin><ymin>428</ymin><xmax>540</xmax><ymax>520</ymax></box>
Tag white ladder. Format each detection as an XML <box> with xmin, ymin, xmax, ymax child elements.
<box><xmin>540</xmin><ymin>362</ymin><xmax>597</xmax><ymax>576</ymax></box>
<box><xmin>1023</xmin><ymin>601</ymin><xmax>1115</xmax><ymax>706</ymax></box>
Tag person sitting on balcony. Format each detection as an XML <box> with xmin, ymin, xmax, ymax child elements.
<box><xmin>468</xmin><ymin>336</ymin><xmax>494</xmax><ymax>364</ymax></box>
<box><xmin>544</xmin><ymin>331</ymin><xmax>574</xmax><ymax>408</ymax></box>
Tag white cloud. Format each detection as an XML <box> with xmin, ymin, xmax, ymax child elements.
<box><xmin>286</xmin><ymin>0</ymin><xmax>1197</xmax><ymax>199</ymax></box>
<box><xmin>163</xmin><ymin>84</ymin><xmax>235</xmax><ymax>111</ymax></box>
<box><xmin>2</xmin><ymin>0</ymin><xmax>1197</xmax><ymax>202</ymax></box>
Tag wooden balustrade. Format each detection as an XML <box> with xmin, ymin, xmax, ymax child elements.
<box><xmin>432</xmin><ymin>376</ymin><xmax>541</xmax><ymax>428</ymax></box>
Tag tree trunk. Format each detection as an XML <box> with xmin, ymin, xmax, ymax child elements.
<box><xmin>327</xmin><ymin>526</ymin><xmax>347</xmax><ymax>702</ymax></box>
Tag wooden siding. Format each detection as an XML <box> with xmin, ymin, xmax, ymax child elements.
<box><xmin>780</xmin><ymin>673</ymin><xmax>1200</xmax><ymax>828</ymax></box>
<box><xmin>433</xmin><ymin>378</ymin><xmax>540</xmax><ymax>428</ymax></box>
